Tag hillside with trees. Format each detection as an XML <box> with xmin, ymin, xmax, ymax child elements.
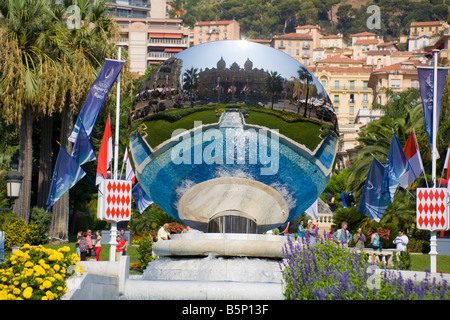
<box><xmin>169</xmin><ymin>0</ymin><xmax>450</xmax><ymax>41</ymax></box>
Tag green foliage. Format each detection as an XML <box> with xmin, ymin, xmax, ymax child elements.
<box><xmin>136</xmin><ymin>236</ymin><xmax>157</xmax><ymax>269</ymax></box>
<box><xmin>177</xmin><ymin>0</ymin><xmax>450</xmax><ymax>40</ymax></box>
<box><xmin>29</xmin><ymin>207</ymin><xmax>51</xmax><ymax>244</ymax></box>
<box><xmin>128</xmin><ymin>203</ymin><xmax>177</xmax><ymax>237</ymax></box>
<box><xmin>283</xmin><ymin>239</ymin><xmax>450</xmax><ymax>300</ymax></box>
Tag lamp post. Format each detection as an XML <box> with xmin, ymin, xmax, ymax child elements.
<box><xmin>1</xmin><ymin>158</ymin><xmax>23</xmax><ymax>211</ymax></box>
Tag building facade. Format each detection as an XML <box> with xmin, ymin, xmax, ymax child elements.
<box><xmin>191</xmin><ymin>20</ymin><xmax>240</xmax><ymax>46</ymax></box>
<box><xmin>114</xmin><ymin>17</ymin><xmax>190</xmax><ymax>74</ymax></box>
<box><xmin>368</xmin><ymin>59</ymin><xmax>426</xmax><ymax>105</ymax></box>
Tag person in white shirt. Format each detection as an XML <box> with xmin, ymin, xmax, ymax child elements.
<box><xmin>393</xmin><ymin>230</ymin><xmax>409</xmax><ymax>253</ymax></box>
<box><xmin>157</xmin><ymin>223</ymin><xmax>171</xmax><ymax>241</ymax></box>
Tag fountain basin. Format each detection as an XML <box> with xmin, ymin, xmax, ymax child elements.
<box><xmin>153</xmin><ymin>233</ymin><xmax>286</xmax><ymax>258</ymax></box>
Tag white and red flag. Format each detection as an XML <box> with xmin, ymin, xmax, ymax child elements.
<box><xmin>399</xmin><ymin>128</ymin><xmax>425</xmax><ymax>188</ymax></box>
<box><xmin>96</xmin><ymin>115</ymin><xmax>113</xmax><ymax>185</ymax></box>
<box><xmin>123</xmin><ymin>147</ymin><xmax>135</xmax><ymax>184</ymax></box>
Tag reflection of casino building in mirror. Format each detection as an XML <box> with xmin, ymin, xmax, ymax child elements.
<box><xmin>129</xmin><ymin>41</ymin><xmax>339</xmax><ymax>233</ymax></box>
<box><xmin>197</xmin><ymin>57</ymin><xmax>268</xmax><ymax>101</ymax></box>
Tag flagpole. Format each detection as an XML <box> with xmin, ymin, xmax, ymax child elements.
<box><xmin>430</xmin><ymin>49</ymin><xmax>439</xmax><ymax>273</ymax></box>
<box><xmin>109</xmin><ymin>47</ymin><xmax>122</xmax><ymax>262</ymax></box>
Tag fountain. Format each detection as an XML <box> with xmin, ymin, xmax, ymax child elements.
<box><xmin>124</xmin><ymin>40</ymin><xmax>338</xmax><ymax>299</ymax></box>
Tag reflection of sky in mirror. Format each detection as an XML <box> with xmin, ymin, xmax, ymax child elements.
<box><xmin>173</xmin><ymin>40</ymin><xmax>327</xmax><ymax>99</ymax></box>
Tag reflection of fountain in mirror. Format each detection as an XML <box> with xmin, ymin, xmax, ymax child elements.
<box><xmin>125</xmin><ymin>40</ymin><xmax>339</xmax><ymax>299</ymax></box>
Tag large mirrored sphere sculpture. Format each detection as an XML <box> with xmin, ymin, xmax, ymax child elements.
<box><xmin>129</xmin><ymin>40</ymin><xmax>339</xmax><ymax>233</ymax></box>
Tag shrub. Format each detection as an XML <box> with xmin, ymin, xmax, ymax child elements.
<box><xmin>282</xmin><ymin>238</ymin><xmax>450</xmax><ymax>300</ymax></box>
<box><xmin>407</xmin><ymin>238</ymin><xmax>430</xmax><ymax>253</ymax></box>
<box><xmin>1</xmin><ymin>220</ymin><xmax>39</xmax><ymax>249</ymax></box>
<box><xmin>29</xmin><ymin>207</ymin><xmax>51</xmax><ymax>244</ymax></box>
<box><xmin>0</xmin><ymin>244</ymin><xmax>82</xmax><ymax>300</ymax></box>
<box><xmin>136</xmin><ymin>236</ymin><xmax>157</xmax><ymax>270</ymax></box>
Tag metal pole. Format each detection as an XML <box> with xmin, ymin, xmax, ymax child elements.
<box><xmin>430</xmin><ymin>49</ymin><xmax>439</xmax><ymax>273</ymax></box>
<box><xmin>109</xmin><ymin>47</ymin><xmax>122</xmax><ymax>261</ymax></box>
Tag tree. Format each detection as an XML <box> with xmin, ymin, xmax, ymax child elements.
<box><xmin>182</xmin><ymin>67</ymin><xmax>199</xmax><ymax>106</ymax></box>
<box><xmin>0</xmin><ymin>0</ymin><xmax>57</xmax><ymax>223</ymax></box>
<box><xmin>46</xmin><ymin>0</ymin><xmax>124</xmax><ymax>241</ymax></box>
<box><xmin>265</xmin><ymin>70</ymin><xmax>283</xmax><ymax>109</ymax></box>
<box><xmin>297</xmin><ymin>67</ymin><xmax>313</xmax><ymax>117</ymax></box>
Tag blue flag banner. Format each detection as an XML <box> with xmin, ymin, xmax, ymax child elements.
<box><xmin>68</xmin><ymin>59</ymin><xmax>125</xmax><ymax>143</ymax></box>
<box><xmin>417</xmin><ymin>66</ymin><xmax>448</xmax><ymax>153</ymax></box>
<box><xmin>358</xmin><ymin>157</ymin><xmax>391</xmax><ymax>222</ymax></box>
<box><xmin>71</xmin><ymin>122</ymin><xmax>96</xmax><ymax>165</ymax></box>
<box><xmin>383</xmin><ymin>134</ymin><xmax>410</xmax><ymax>201</ymax></box>
<box><xmin>132</xmin><ymin>182</ymin><xmax>153</xmax><ymax>214</ymax></box>
<box><xmin>46</xmin><ymin>147</ymin><xmax>86</xmax><ymax>212</ymax></box>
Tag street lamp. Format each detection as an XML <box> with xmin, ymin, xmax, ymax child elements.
<box><xmin>2</xmin><ymin>158</ymin><xmax>22</xmax><ymax>210</ymax></box>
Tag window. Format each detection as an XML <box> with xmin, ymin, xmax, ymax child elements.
<box><xmin>321</xmin><ymin>80</ymin><xmax>327</xmax><ymax>87</ymax></box>
<box><xmin>335</xmin><ymin>107</ymin><xmax>339</xmax><ymax>114</ymax></box>
<box><xmin>363</xmin><ymin>94</ymin><xmax>368</xmax><ymax>103</ymax></box>
<box><xmin>334</xmin><ymin>94</ymin><xmax>339</xmax><ymax>103</ymax></box>
<box><xmin>349</xmin><ymin>94</ymin><xmax>355</xmax><ymax>103</ymax></box>
<box><xmin>349</xmin><ymin>81</ymin><xmax>355</xmax><ymax>90</ymax></box>
<box><xmin>334</xmin><ymin>80</ymin><xmax>340</xmax><ymax>90</ymax></box>
<box><xmin>349</xmin><ymin>106</ymin><xmax>354</xmax><ymax>114</ymax></box>
<box><xmin>363</xmin><ymin>81</ymin><xmax>368</xmax><ymax>90</ymax></box>
<box><xmin>391</xmin><ymin>79</ymin><xmax>401</xmax><ymax>88</ymax></box>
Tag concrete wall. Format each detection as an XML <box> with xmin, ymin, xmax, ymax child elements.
<box><xmin>62</xmin><ymin>256</ymin><xmax>130</xmax><ymax>300</ymax></box>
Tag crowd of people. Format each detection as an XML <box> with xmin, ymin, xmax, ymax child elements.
<box><xmin>296</xmin><ymin>220</ymin><xmax>409</xmax><ymax>253</ymax></box>
<box><xmin>75</xmin><ymin>228</ymin><xmax>129</xmax><ymax>262</ymax></box>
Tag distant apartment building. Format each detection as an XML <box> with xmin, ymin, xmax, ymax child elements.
<box><xmin>424</xmin><ymin>27</ymin><xmax>450</xmax><ymax>64</ymax></box>
<box><xmin>366</xmin><ymin>50</ymin><xmax>391</xmax><ymax>70</ymax></box>
<box><xmin>308</xmin><ymin>57</ymin><xmax>374</xmax><ymax>169</ymax></box>
<box><xmin>295</xmin><ymin>25</ymin><xmax>323</xmax><ymax>50</ymax></box>
<box><xmin>368</xmin><ymin>59</ymin><xmax>427</xmax><ymax>105</ymax></box>
<box><xmin>114</xmin><ymin>17</ymin><xmax>189</xmax><ymax>74</ymax></box>
<box><xmin>350</xmin><ymin>31</ymin><xmax>382</xmax><ymax>60</ymax></box>
<box><xmin>408</xmin><ymin>21</ymin><xmax>449</xmax><ymax>52</ymax></box>
<box><xmin>271</xmin><ymin>33</ymin><xmax>314</xmax><ymax>65</ymax></box>
<box><xmin>107</xmin><ymin>0</ymin><xmax>190</xmax><ymax>74</ymax></box>
<box><xmin>192</xmin><ymin>20</ymin><xmax>240</xmax><ymax>46</ymax></box>
<box><xmin>320</xmin><ymin>34</ymin><xmax>347</xmax><ymax>49</ymax></box>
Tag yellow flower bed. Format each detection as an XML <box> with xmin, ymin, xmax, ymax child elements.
<box><xmin>0</xmin><ymin>244</ymin><xmax>83</xmax><ymax>300</ymax></box>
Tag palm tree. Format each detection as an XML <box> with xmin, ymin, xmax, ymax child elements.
<box><xmin>297</xmin><ymin>66</ymin><xmax>313</xmax><ymax>117</ymax></box>
<box><xmin>46</xmin><ymin>0</ymin><xmax>123</xmax><ymax>241</ymax></box>
<box><xmin>0</xmin><ymin>0</ymin><xmax>56</xmax><ymax>222</ymax></box>
<box><xmin>183</xmin><ymin>67</ymin><xmax>199</xmax><ymax>106</ymax></box>
<box><xmin>265</xmin><ymin>70</ymin><xmax>283</xmax><ymax>109</ymax></box>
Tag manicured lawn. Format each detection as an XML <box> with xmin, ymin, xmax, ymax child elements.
<box><xmin>410</xmin><ymin>253</ymin><xmax>450</xmax><ymax>273</ymax></box>
<box><xmin>245</xmin><ymin>111</ymin><xmax>322</xmax><ymax>151</ymax></box>
<box><xmin>143</xmin><ymin>109</ymin><xmax>218</xmax><ymax>148</ymax></box>
<box><xmin>43</xmin><ymin>242</ymin><xmax>140</xmax><ymax>264</ymax></box>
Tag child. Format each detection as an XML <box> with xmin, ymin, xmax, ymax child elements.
<box><xmin>115</xmin><ymin>235</ymin><xmax>125</xmax><ymax>261</ymax></box>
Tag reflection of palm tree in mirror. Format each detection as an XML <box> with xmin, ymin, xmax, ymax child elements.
<box><xmin>265</xmin><ymin>71</ymin><xmax>283</xmax><ymax>110</ymax></box>
<box><xmin>183</xmin><ymin>67</ymin><xmax>199</xmax><ymax>106</ymax></box>
<box><xmin>297</xmin><ymin>67</ymin><xmax>313</xmax><ymax>117</ymax></box>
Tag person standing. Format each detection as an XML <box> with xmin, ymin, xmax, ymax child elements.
<box><xmin>393</xmin><ymin>230</ymin><xmax>409</xmax><ymax>254</ymax></box>
<box><xmin>157</xmin><ymin>223</ymin><xmax>171</xmax><ymax>241</ymax></box>
<box><xmin>332</xmin><ymin>221</ymin><xmax>352</xmax><ymax>247</ymax></box>
<box><xmin>297</xmin><ymin>220</ymin><xmax>305</xmax><ymax>241</ymax></box>
<box><xmin>79</xmin><ymin>232</ymin><xmax>88</xmax><ymax>261</ymax></box>
<box><xmin>353</xmin><ymin>227</ymin><xmax>365</xmax><ymax>250</ymax></box>
<box><xmin>86</xmin><ymin>229</ymin><xmax>93</xmax><ymax>261</ymax></box>
<box><xmin>94</xmin><ymin>230</ymin><xmax>102</xmax><ymax>261</ymax></box>
<box><xmin>115</xmin><ymin>235</ymin><xmax>125</xmax><ymax>261</ymax></box>
<box><xmin>75</xmin><ymin>231</ymin><xmax>82</xmax><ymax>257</ymax></box>
<box><xmin>119</xmin><ymin>229</ymin><xmax>129</xmax><ymax>256</ymax></box>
